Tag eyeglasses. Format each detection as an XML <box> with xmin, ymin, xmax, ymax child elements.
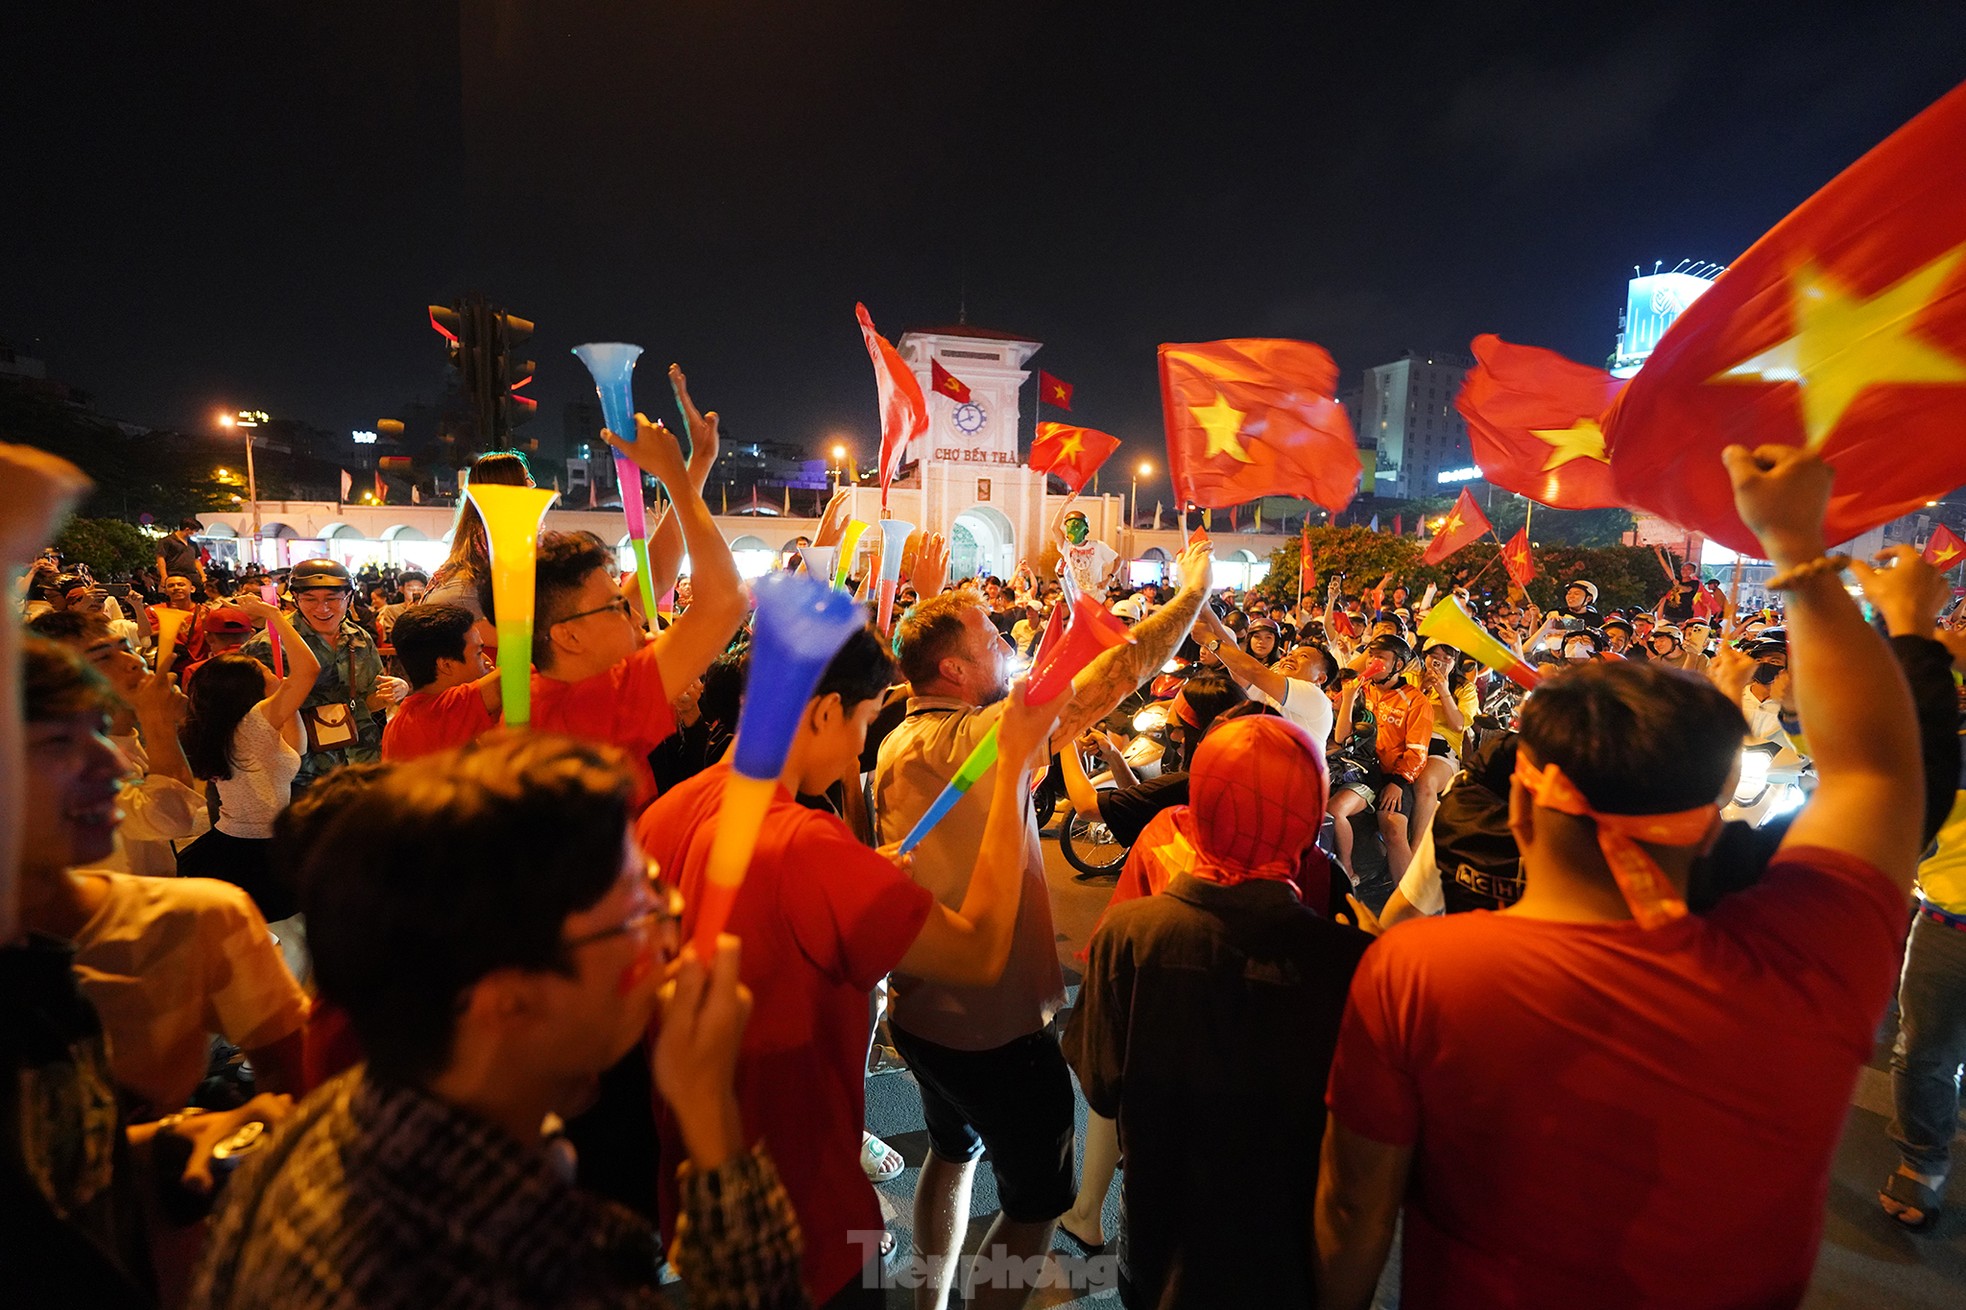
<box><xmin>553</xmin><ymin>596</ymin><xmax>635</xmax><ymax>628</ymax></box>
<box><xmin>562</xmin><ymin>862</ymin><xmax>684</xmax><ymax>952</ymax></box>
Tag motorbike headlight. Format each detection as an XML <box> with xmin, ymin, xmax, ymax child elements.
<box><xmin>1731</xmin><ymin>748</ymin><xmax>1771</xmax><ymax>805</ymax></box>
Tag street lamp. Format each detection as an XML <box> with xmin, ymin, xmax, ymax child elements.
<box><xmin>1131</xmin><ymin>460</ymin><xmax>1155</xmax><ymax>528</ymax></box>
<box><xmin>219</xmin><ymin>410</ymin><xmax>263</xmax><ymax>562</ymax></box>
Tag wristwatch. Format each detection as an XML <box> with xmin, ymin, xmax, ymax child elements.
<box><xmin>1205</xmin><ymin>639</ymin><xmax>1222</xmax><ymax>653</ymax></box>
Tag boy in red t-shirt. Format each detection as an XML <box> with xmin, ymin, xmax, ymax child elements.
<box><xmin>1315</xmin><ymin>446</ymin><xmax>1926</xmax><ymax>1310</ymax></box>
<box><xmin>637</xmin><ymin>627</ymin><xmax>1060</xmax><ymax>1306</ymax></box>
<box><xmin>379</xmin><ymin>603</ymin><xmax>498</xmax><ymax>762</ymax></box>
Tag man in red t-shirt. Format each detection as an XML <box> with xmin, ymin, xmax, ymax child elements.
<box><xmin>1315</xmin><ymin>446</ymin><xmax>1924</xmax><ymax>1310</ymax></box>
<box><xmin>638</xmin><ymin>628</ymin><xmax>1060</xmax><ymax>1307</ymax></box>
<box><xmin>380</xmin><ymin>603</ymin><xmax>498</xmax><ymax>762</ymax></box>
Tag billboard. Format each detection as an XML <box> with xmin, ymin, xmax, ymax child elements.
<box><xmin>1611</xmin><ymin>270</ymin><xmax>1717</xmax><ymax>377</ymax></box>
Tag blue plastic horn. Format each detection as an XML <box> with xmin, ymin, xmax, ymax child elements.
<box><xmin>572</xmin><ymin>343</ymin><xmax>659</xmax><ymax>624</ymax></box>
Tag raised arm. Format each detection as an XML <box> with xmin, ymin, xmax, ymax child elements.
<box><xmin>1049</xmin><ymin>539</ymin><xmax>1212</xmax><ymax>747</ymax></box>
<box><xmin>638</xmin><ymin>376</ymin><xmax>723</xmax><ymax>609</ymax></box>
<box><xmin>236</xmin><ymin>594</ymin><xmax>322</xmax><ymax>730</ymax></box>
<box><xmin>1198</xmin><ymin>604</ymin><xmax>1287</xmax><ymax>702</ymax></box>
<box><xmin>1723</xmin><ymin>445</ymin><xmax>1919</xmax><ymax>888</ymax></box>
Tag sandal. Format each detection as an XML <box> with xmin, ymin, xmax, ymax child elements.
<box><xmin>1056</xmin><ymin>1218</ymin><xmax>1105</xmax><ymax>1255</ymax></box>
<box><xmin>1880</xmin><ymin>1168</ymin><xmax>1945</xmax><ymax>1230</ymax></box>
<box><xmin>861</xmin><ymin>1131</ymin><xmax>905</xmax><ymax>1183</ymax></box>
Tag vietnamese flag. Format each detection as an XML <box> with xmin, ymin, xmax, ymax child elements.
<box><xmin>931</xmin><ymin>359</ymin><xmax>973</xmax><ymax>404</ymax></box>
<box><xmin>1298</xmin><ymin>527</ymin><xmax>1314</xmax><ymax>598</ymax></box>
<box><xmin>1039</xmin><ymin>370</ymin><xmax>1074</xmax><ymax>410</ymax></box>
<box><xmin>1159</xmin><ymin>338</ymin><xmax>1361</xmax><ymax>514</ymax></box>
<box><xmin>1604</xmin><ymin>80</ymin><xmax>1966</xmax><ymax>555</ymax></box>
<box><xmin>1924</xmin><ymin>522</ymin><xmax>1966</xmax><ymax>569</ymax></box>
<box><xmin>1420</xmin><ymin>488</ymin><xmax>1492</xmax><ymax>565</ymax></box>
<box><xmin>855</xmin><ymin>303</ymin><xmax>930</xmax><ymax>505</ymax></box>
<box><xmin>1457</xmin><ymin>334</ymin><xmax>1625</xmax><ymax>509</ymax></box>
<box><xmin>1029</xmin><ymin>422</ymin><xmax>1121</xmax><ymax>495</ymax></box>
<box><xmin>1501</xmin><ymin>527</ymin><xmax>1537</xmax><ymax>589</ymax></box>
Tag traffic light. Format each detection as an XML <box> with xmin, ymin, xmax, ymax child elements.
<box><xmin>429</xmin><ymin>295</ymin><xmax>535</xmax><ymax>452</ymax></box>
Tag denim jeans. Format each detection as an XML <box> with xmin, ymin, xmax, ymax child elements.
<box><xmin>1887</xmin><ymin>910</ymin><xmax>1966</xmax><ymax>1175</ymax></box>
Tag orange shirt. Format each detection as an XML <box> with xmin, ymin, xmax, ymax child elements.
<box><xmin>1361</xmin><ymin>681</ymin><xmax>1433</xmax><ymax>782</ymax></box>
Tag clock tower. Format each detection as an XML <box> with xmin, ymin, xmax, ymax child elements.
<box><xmin>895</xmin><ymin>324</ymin><xmax>1054</xmax><ymax>582</ymax></box>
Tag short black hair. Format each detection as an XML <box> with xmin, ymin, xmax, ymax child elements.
<box><xmin>533</xmin><ymin>531</ymin><xmax>613</xmax><ymax>669</ymax></box>
<box><xmin>726</xmin><ymin>624</ymin><xmax>894</xmax><ymax>718</ymax></box>
<box><xmin>272</xmin><ymin>761</ymin><xmax>394</xmax><ymax>894</ymax></box>
<box><xmin>23</xmin><ymin>638</ymin><xmax>116</xmax><ymax>723</ymax></box>
<box><xmin>1519</xmin><ymin>661</ymin><xmax>1743</xmax><ymax>815</ymax></box>
<box><xmin>28</xmin><ymin>609</ymin><xmax>105</xmax><ymax>645</ymax></box>
<box><xmin>300</xmin><ymin>735</ymin><xmax>632</xmax><ymax>1084</ymax></box>
<box><xmin>391</xmin><ymin>602</ymin><xmax>478</xmax><ymax>690</ymax></box>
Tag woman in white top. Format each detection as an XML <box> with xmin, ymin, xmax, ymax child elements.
<box><xmin>175</xmin><ymin>594</ymin><xmax>320</xmax><ymax>920</ymax></box>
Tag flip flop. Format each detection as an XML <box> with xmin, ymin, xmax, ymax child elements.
<box><xmin>1880</xmin><ymin>1168</ymin><xmax>1945</xmax><ymax>1231</ymax></box>
<box><xmin>1056</xmin><ymin>1219</ymin><xmax>1105</xmax><ymax>1255</ymax></box>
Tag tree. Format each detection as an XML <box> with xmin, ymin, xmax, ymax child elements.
<box><xmin>55</xmin><ymin>517</ymin><xmax>156</xmax><ymax>577</ymax></box>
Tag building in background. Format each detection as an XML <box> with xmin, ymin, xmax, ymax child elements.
<box><xmin>1608</xmin><ymin>261</ymin><xmax>1725</xmax><ymax>377</ymax></box>
<box><xmin>1354</xmin><ymin>351</ymin><xmax>1474</xmax><ymax>499</ymax></box>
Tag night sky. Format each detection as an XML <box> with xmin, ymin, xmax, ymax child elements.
<box><xmin>10</xmin><ymin>1</ymin><xmax>1966</xmax><ymax>477</ymax></box>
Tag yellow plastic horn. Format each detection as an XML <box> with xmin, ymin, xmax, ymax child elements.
<box><xmin>1417</xmin><ymin>595</ymin><xmax>1541</xmax><ymax>690</ymax></box>
<box><xmin>465</xmin><ymin>482</ymin><xmax>560</xmax><ymax>727</ymax></box>
<box><xmin>152</xmin><ymin>606</ymin><xmax>191</xmax><ymax>673</ymax></box>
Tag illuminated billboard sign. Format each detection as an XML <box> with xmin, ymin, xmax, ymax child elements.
<box><xmin>1611</xmin><ymin>270</ymin><xmax>1718</xmax><ymax>377</ymax></box>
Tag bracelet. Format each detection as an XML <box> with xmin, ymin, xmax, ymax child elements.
<box><xmin>1766</xmin><ymin>553</ymin><xmax>1850</xmax><ymax>591</ymax></box>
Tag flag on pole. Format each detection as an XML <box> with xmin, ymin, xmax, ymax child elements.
<box><xmin>1154</xmin><ymin>500</ymin><xmax>1164</xmax><ymax>530</ymax></box>
<box><xmin>1501</xmin><ymin>527</ymin><xmax>1537</xmax><ymax>589</ymax></box>
<box><xmin>340</xmin><ymin>469</ymin><xmax>353</xmax><ymax>502</ymax></box>
<box><xmin>1039</xmin><ymin>370</ymin><xmax>1074</xmax><ymax>410</ymax></box>
<box><xmin>1298</xmin><ymin>525</ymin><xmax>1314</xmax><ymax>600</ymax></box>
<box><xmin>930</xmin><ymin>359</ymin><xmax>973</xmax><ymax>404</ymax></box>
<box><xmin>1420</xmin><ymin>488</ymin><xmax>1493</xmax><ymax>565</ymax></box>
<box><xmin>719</xmin><ymin>482</ymin><xmax>727</xmax><ymax>514</ymax></box>
<box><xmin>411</xmin><ymin>484</ymin><xmax>422</xmax><ymax>505</ymax></box>
<box><xmin>1188</xmin><ymin>521</ymin><xmax>1209</xmax><ymax>546</ymax></box>
<box><xmin>1924</xmin><ymin>522</ymin><xmax>1966</xmax><ymax>568</ymax></box>
<box><xmin>1369</xmin><ymin>514</ymin><xmax>1380</xmax><ymax>532</ymax></box>
<box><xmin>855</xmin><ymin>303</ymin><xmax>930</xmax><ymax>509</ymax></box>
<box><xmin>783</xmin><ymin>485</ymin><xmax>791</xmax><ymax>516</ymax></box>
<box><xmin>1029</xmin><ymin>422</ymin><xmax>1121</xmax><ymax>494</ymax></box>
<box><xmin>1393</xmin><ymin>514</ymin><xmax>1402</xmax><ymax>538</ymax></box>
<box><xmin>1203</xmin><ymin>507</ymin><xmax>1213</xmax><ymax>530</ymax></box>
<box><xmin>374</xmin><ymin>470</ymin><xmax>386</xmax><ymax>503</ymax></box>
<box><xmin>1605</xmin><ymin>79</ymin><xmax>1966</xmax><ymax>555</ymax></box>
<box><xmin>1456</xmin><ymin>334</ymin><xmax>1624</xmax><ymax>509</ymax></box>
<box><xmin>1252</xmin><ymin>503</ymin><xmax>1263</xmax><ymax>531</ymax></box>
<box><xmin>1159</xmin><ymin>338</ymin><xmax>1361</xmax><ymax>513</ymax></box>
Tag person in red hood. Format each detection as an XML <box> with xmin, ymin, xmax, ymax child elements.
<box><xmin>1063</xmin><ymin>712</ymin><xmax>1370</xmax><ymax>1308</ymax></box>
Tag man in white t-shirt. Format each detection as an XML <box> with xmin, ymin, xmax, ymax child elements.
<box><xmin>1053</xmin><ymin>509</ymin><xmax>1120</xmax><ymax>596</ymax></box>
<box><xmin>1196</xmin><ymin>604</ymin><xmax>1335</xmax><ymax>746</ymax></box>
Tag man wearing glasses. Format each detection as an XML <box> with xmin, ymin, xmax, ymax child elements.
<box><xmin>244</xmin><ymin>559</ymin><xmax>407</xmax><ymax>786</ymax></box>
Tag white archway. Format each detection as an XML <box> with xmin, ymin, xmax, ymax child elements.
<box><xmin>951</xmin><ymin>505</ymin><xmax>1016</xmax><ymax>582</ymax></box>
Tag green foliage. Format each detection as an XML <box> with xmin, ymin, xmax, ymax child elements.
<box><xmin>0</xmin><ymin>385</ymin><xmax>235</xmax><ymax>525</ymax></box>
<box><xmin>55</xmin><ymin>517</ymin><xmax>157</xmax><ymax>577</ymax></box>
<box><xmin>1255</xmin><ymin>527</ymin><xmax>1677</xmax><ymax>615</ymax></box>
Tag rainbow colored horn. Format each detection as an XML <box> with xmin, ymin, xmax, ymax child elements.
<box><xmin>1418</xmin><ymin>595</ymin><xmax>1541</xmax><ymax>690</ymax></box>
<box><xmin>897</xmin><ymin>590</ymin><xmax>1134</xmax><ymax>854</ymax></box>
<box><xmin>572</xmin><ymin>343</ymin><xmax>660</xmax><ymax>626</ymax></box>
<box><xmin>693</xmin><ymin>571</ymin><xmax>867</xmax><ymax>956</ymax></box>
<box><xmin>799</xmin><ymin>545</ymin><xmax>839</xmax><ymax>585</ymax></box>
<box><xmin>153</xmin><ymin>606</ymin><xmax>191</xmax><ymax>674</ymax></box>
<box><xmin>466</xmin><ymin>482</ymin><xmax>561</xmax><ymax>726</ymax></box>
<box><xmin>833</xmin><ymin>521</ymin><xmax>869</xmax><ymax>588</ymax></box>
<box><xmin>875</xmin><ymin>518</ymin><xmax>914</xmax><ymax>632</ymax></box>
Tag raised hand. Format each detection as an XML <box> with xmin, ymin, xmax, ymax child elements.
<box><xmin>998</xmin><ymin>677</ymin><xmax>1064</xmax><ymax>771</ymax></box>
<box><xmin>1850</xmin><ymin>545</ymin><xmax>1949</xmax><ymax>637</ymax></box>
<box><xmin>668</xmin><ymin>364</ymin><xmax>721</xmax><ymax>486</ymax></box>
<box><xmin>1721</xmin><ymin>444</ymin><xmax>1833</xmax><ymax>566</ymax></box>
<box><xmin>604</xmin><ymin>414</ymin><xmax>691</xmax><ymax>489</ymax></box>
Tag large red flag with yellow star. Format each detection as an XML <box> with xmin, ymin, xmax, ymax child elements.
<box><xmin>1029</xmin><ymin>422</ymin><xmax>1122</xmax><ymax>495</ymax></box>
<box><xmin>1158</xmin><ymin>338</ymin><xmax>1361</xmax><ymax>513</ymax></box>
<box><xmin>930</xmin><ymin>358</ymin><xmax>972</xmax><ymax>404</ymax></box>
<box><xmin>1456</xmin><ymin>334</ymin><xmax>1625</xmax><ymax>509</ymax></box>
<box><xmin>1605</xmin><ymin>80</ymin><xmax>1966</xmax><ymax>555</ymax></box>
<box><xmin>1501</xmin><ymin>526</ymin><xmax>1536</xmax><ymax>589</ymax></box>
<box><xmin>1420</xmin><ymin>488</ymin><xmax>1492</xmax><ymax>565</ymax></box>
<box><xmin>1924</xmin><ymin>522</ymin><xmax>1966</xmax><ymax>569</ymax></box>
<box><xmin>856</xmin><ymin>303</ymin><xmax>930</xmax><ymax>507</ymax></box>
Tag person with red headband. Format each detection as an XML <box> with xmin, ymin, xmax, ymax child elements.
<box><xmin>1316</xmin><ymin>445</ymin><xmax>1923</xmax><ymax>1310</ymax></box>
<box><xmin>1066</xmin><ymin>712</ymin><xmax>1369</xmax><ymax>1308</ymax></box>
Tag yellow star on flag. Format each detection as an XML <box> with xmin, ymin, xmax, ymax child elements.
<box><xmin>1441</xmin><ymin>510</ymin><xmax>1463</xmax><ymax>536</ymax></box>
<box><xmin>1710</xmin><ymin>246</ymin><xmax>1966</xmax><ymax>450</ymax></box>
<box><xmin>1055</xmin><ymin>430</ymin><xmax>1086</xmax><ymax>460</ymax></box>
<box><xmin>1935</xmin><ymin>542</ymin><xmax>1961</xmax><ymax>565</ymax></box>
<box><xmin>1528</xmin><ymin>418</ymin><xmax>1610</xmax><ymax>471</ymax></box>
<box><xmin>1190</xmin><ymin>393</ymin><xmax>1252</xmax><ymax>463</ymax></box>
<box><xmin>1145</xmin><ymin>822</ymin><xmax>1199</xmax><ymax>877</ymax></box>
<box><xmin>1050</xmin><ymin>384</ymin><xmax>1068</xmax><ymax>402</ymax></box>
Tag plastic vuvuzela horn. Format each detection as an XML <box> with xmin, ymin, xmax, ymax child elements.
<box><xmin>1418</xmin><ymin>595</ymin><xmax>1541</xmax><ymax>690</ymax></box>
<box><xmin>152</xmin><ymin>606</ymin><xmax>191</xmax><ymax>674</ymax></box>
<box><xmin>572</xmin><ymin>343</ymin><xmax>661</xmax><ymax>627</ymax></box>
<box><xmin>897</xmin><ymin>589</ymin><xmax>1133</xmax><ymax>854</ymax></box>
<box><xmin>465</xmin><ymin>482</ymin><xmax>560</xmax><ymax>727</ymax></box>
<box><xmin>799</xmin><ymin>545</ymin><xmax>839</xmax><ymax>585</ymax></box>
<box><xmin>833</xmin><ymin>521</ymin><xmax>869</xmax><ymax>588</ymax></box>
<box><xmin>259</xmin><ymin>581</ymin><xmax>283</xmax><ymax>676</ymax></box>
<box><xmin>875</xmin><ymin>518</ymin><xmax>915</xmax><ymax>632</ymax></box>
<box><xmin>692</xmin><ymin>570</ymin><xmax>867</xmax><ymax>957</ymax></box>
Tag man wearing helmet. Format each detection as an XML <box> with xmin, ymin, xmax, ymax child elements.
<box><xmin>1051</xmin><ymin>505</ymin><xmax>1120</xmax><ymax>597</ymax></box>
<box><xmin>1561</xmin><ymin>579</ymin><xmax>1601</xmax><ymax>626</ymax></box>
<box><xmin>245</xmin><ymin>558</ymin><xmax>407</xmax><ymax>784</ymax></box>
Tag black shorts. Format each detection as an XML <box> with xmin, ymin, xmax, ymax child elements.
<box><xmin>889</xmin><ymin>1023</ymin><xmax>1076</xmax><ymax>1223</ymax></box>
<box><xmin>1376</xmin><ymin>776</ymin><xmax>1418</xmax><ymax>817</ymax></box>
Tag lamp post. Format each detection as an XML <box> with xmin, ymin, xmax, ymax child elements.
<box><xmin>831</xmin><ymin>441</ymin><xmax>848</xmax><ymax>494</ymax></box>
<box><xmin>1131</xmin><ymin>460</ymin><xmax>1155</xmax><ymax>529</ymax></box>
<box><xmin>219</xmin><ymin>411</ymin><xmax>264</xmax><ymax>565</ymax></box>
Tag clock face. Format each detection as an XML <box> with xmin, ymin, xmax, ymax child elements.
<box><xmin>953</xmin><ymin>401</ymin><xmax>987</xmax><ymax>434</ymax></box>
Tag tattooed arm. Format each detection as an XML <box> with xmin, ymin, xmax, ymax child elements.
<box><xmin>1048</xmin><ymin>540</ymin><xmax>1214</xmax><ymax>748</ymax></box>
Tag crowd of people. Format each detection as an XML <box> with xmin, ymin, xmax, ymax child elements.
<box><xmin>4</xmin><ymin>389</ymin><xmax>1963</xmax><ymax>1310</ymax></box>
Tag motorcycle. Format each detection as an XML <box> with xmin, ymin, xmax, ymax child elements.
<box><xmin>1722</xmin><ymin>742</ymin><xmax>1809</xmax><ymax>827</ymax></box>
<box><xmin>1058</xmin><ymin>699</ymin><xmax>1176</xmax><ymax>877</ymax></box>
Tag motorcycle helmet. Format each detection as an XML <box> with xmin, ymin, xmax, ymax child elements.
<box><xmin>1563</xmin><ymin>579</ymin><xmax>1599</xmax><ymax>608</ymax></box>
<box><xmin>289</xmin><ymin>558</ymin><xmax>354</xmax><ymax>593</ymax></box>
